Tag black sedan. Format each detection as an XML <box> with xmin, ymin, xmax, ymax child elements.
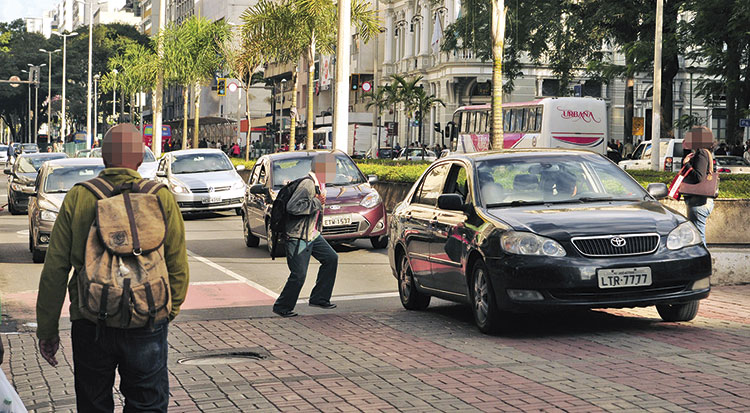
<box><xmin>4</xmin><ymin>152</ymin><xmax>67</xmax><ymax>214</ymax></box>
<box><xmin>387</xmin><ymin>149</ymin><xmax>711</xmax><ymax>333</ymax></box>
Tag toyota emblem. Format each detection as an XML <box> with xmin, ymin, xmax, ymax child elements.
<box><xmin>610</xmin><ymin>237</ymin><xmax>627</xmax><ymax>248</ymax></box>
<box><xmin>208</xmin><ymin>186</ymin><xmax>215</xmax><ymax>193</ymax></box>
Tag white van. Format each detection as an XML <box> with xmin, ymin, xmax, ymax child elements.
<box><xmin>451</xmin><ymin>97</ymin><xmax>608</xmax><ymax>155</ymax></box>
<box><xmin>618</xmin><ymin>138</ymin><xmax>685</xmax><ymax>172</ymax></box>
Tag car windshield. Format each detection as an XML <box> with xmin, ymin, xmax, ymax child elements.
<box><xmin>17</xmin><ymin>154</ymin><xmax>67</xmax><ymax>173</ymax></box>
<box><xmin>21</xmin><ymin>144</ymin><xmax>39</xmax><ymax>152</ymax></box>
<box><xmin>76</xmin><ymin>150</ymin><xmax>91</xmax><ymax>158</ymax></box>
<box><xmin>272</xmin><ymin>155</ymin><xmax>365</xmax><ymax>188</ymax></box>
<box><xmin>477</xmin><ymin>153</ymin><xmax>648</xmax><ymax>207</ymax></box>
<box><xmin>717</xmin><ymin>156</ymin><xmax>750</xmax><ymax>166</ymax></box>
<box><xmin>44</xmin><ymin>165</ymin><xmax>105</xmax><ymax>193</ymax></box>
<box><xmin>171</xmin><ymin>152</ymin><xmax>233</xmax><ymax>174</ymax></box>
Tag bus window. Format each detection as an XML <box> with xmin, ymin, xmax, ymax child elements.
<box><xmin>503</xmin><ymin>109</ymin><xmax>513</xmax><ymax>132</ymax></box>
<box><xmin>479</xmin><ymin>112</ymin><xmax>488</xmax><ymax>133</ymax></box>
<box><xmin>512</xmin><ymin>109</ymin><xmax>525</xmax><ymax>132</ymax></box>
<box><xmin>526</xmin><ymin>108</ymin><xmax>537</xmax><ymax>131</ymax></box>
<box><xmin>535</xmin><ymin>107</ymin><xmax>543</xmax><ymax>132</ymax></box>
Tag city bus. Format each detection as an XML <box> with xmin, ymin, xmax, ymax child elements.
<box><xmin>143</xmin><ymin>124</ymin><xmax>173</xmax><ymax>151</ymax></box>
<box><xmin>451</xmin><ymin>97</ymin><xmax>607</xmax><ymax>155</ymax></box>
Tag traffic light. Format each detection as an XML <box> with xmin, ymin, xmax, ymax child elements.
<box><xmin>217</xmin><ymin>78</ymin><xmax>226</xmax><ymax>96</ymax></box>
<box><xmin>434</xmin><ymin>122</ymin><xmax>441</xmax><ymax>132</ymax></box>
<box><xmin>351</xmin><ymin>74</ymin><xmax>359</xmax><ymax>90</ymax></box>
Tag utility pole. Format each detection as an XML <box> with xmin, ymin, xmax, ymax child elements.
<box><xmin>153</xmin><ymin>0</ymin><xmax>166</xmax><ymax>156</ymax></box>
<box><xmin>53</xmin><ymin>31</ymin><xmax>79</xmax><ymax>141</ymax></box>
<box><xmin>94</xmin><ymin>74</ymin><xmax>100</xmax><ymax>142</ymax></box>
<box><xmin>40</xmin><ymin>49</ymin><xmax>61</xmax><ymax>142</ymax></box>
<box><xmin>650</xmin><ymin>0</ymin><xmax>663</xmax><ymax>171</ymax></box>
<box><xmin>86</xmin><ymin>0</ymin><xmax>94</xmax><ymax>149</ymax></box>
<box><xmin>333</xmin><ymin>0</ymin><xmax>351</xmax><ymax>152</ymax></box>
<box><xmin>490</xmin><ymin>0</ymin><xmax>507</xmax><ymax>151</ymax></box>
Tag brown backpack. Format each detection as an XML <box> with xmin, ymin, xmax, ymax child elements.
<box><xmin>76</xmin><ymin>177</ymin><xmax>171</xmax><ymax>331</ymax></box>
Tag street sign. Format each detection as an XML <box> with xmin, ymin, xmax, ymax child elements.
<box><xmin>8</xmin><ymin>76</ymin><xmax>20</xmax><ymax>88</ymax></box>
<box><xmin>632</xmin><ymin>117</ymin><xmax>645</xmax><ymax>136</ymax></box>
<box><xmin>361</xmin><ymin>81</ymin><xmax>372</xmax><ymax>92</ymax></box>
<box><xmin>228</xmin><ymin>82</ymin><xmax>238</xmax><ymax>93</ymax></box>
<box><xmin>740</xmin><ymin>119</ymin><xmax>750</xmax><ymax>128</ymax></box>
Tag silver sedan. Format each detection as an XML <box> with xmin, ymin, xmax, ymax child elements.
<box><xmin>155</xmin><ymin>149</ymin><xmax>246</xmax><ymax>213</ymax></box>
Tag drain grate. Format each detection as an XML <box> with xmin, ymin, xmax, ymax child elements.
<box><xmin>177</xmin><ymin>350</ymin><xmax>270</xmax><ymax>365</ymax></box>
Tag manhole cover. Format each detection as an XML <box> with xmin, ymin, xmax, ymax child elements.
<box><xmin>177</xmin><ymin>351</ymin><xmax>268</xmax><ymax>365</ymax></box>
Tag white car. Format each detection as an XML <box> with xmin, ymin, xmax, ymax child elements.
<box><xmin>397</xmin><ymin>148</ymin><xmax>437</xmax><ymax>162</ymax></box>
<box><xmin>715</xmin><ymin>156</ymin><xmax>750</xmax><ymax>174</ymax></box>
<box><xmin>90</xmin><ymin>146</ymin><xmax>159</xmax><ymax>179</ymax></box>
<box><xmin>155</xmin><ymin>149</ymin><xmax>246</xmax><ymax>214</ymax></box>
<box><xmin>619</xmin><ymin>138</ymin><xmax>685</xmax><ymax>172</ymax></box>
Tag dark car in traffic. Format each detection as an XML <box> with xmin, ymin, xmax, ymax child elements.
<box><xmin>243</xmin><ymin>150</ymin><xmax>387</xmax><ymax>256</ymax></box>
<box><xmin>388</xmin><ymin>149</ymin><xmax>711</xmax><ymax>333</ymax></box>
<box><xmin>4</xmin><ymin>152</ymin><xmax>67</xmax><ymax>214</ymax></box>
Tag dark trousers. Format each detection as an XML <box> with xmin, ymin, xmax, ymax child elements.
<box><xmin>71</xmin><ymin>319</ymin><xmax>169</xmax><ymax>413</ymax></box>
<box><xmin>273</xmin><ymin>235</ymin><xmax>338</xmax><ymax>312</ymax></box>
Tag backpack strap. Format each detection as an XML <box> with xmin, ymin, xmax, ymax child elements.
<box><xmin>135</xmin><ymin>180</ymin><xmax>167</xmax><ymax>195</ymax></box>
<box><xmin>122</xmin><ymin>192</ymin><xmax>142</xmax><ymax>255</ymax></box>
<box><xmin>77</xmin><ymin>177</ymin><xmax>115</xmax><ymax>200</ymax></box>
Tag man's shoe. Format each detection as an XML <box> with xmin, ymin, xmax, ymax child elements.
<box><xmin>273</xmin><ymin>309</ymin><xmax>298</xmax><ymax>317</ymax></box>
<box><xmin>309</xmin><ymin>302</ymin><xmax>337</xmax><ymax>309</ymax></box>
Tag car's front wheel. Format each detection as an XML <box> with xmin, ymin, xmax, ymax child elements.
<box><xmin>656</xmin><ymin>300</ymin><xmax>700</xmax><ymax>322</ymax></box>
<box><xmin>370</xmin><ymin>235</ymin><xmax>388</xmax><ymax>249</ymax></box>
<box><xmin>398</xmin><ymin>255</ymin><xmax>430</xmax><ymax>310</ymax></box>
<box><xmin>8</xmin><ymin>196</ymin><xmax>21</xmax><ymax>215</ymax></box>
<box><xmin>242</xmin><ymin>212</ymin><xmax>259</xmax><ymax>247</ymax></box>
<box><xmin>471</xmin><ymin>260</ymin><xmax>503</xmax><ymax>334</ymax></box>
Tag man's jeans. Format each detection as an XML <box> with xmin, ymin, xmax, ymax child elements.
<box><xmin>71</xmin><ymin>319</ymin><xmax>169</xmax><ymax>413</ymax></box>
<box><xmin>273</xmin><ymin>235</ymin><xmax>338</xmax><ymax>313</ymax></box>
<box><xmin>686</xmin><ymin>197</ymin><xmax>714</xmax><ymax>246</ymax></box>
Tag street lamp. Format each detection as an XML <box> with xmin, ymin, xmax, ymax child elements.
<box><xmin>77</xmin><ymin>0</ymin><xmax>104</xmax><ymax>149</ymax></box>
<box><xmin>28</xmin><ymin>63</ymin><xmax>46</xmax><ymax>145</ymax></box>
<box><xmin>112</xmin><ymin>69</ymin><xmax>118</xmax><ymax>124</ymax></box>
<box><xmin>93</xmin><ymin>73</ymin><xmax>100</xmax><ymax>143</ymax></box>
<box><xmin>52</xmin><ymin>31</ymin><xmax>79</xmax><ymax>141</ymax></box>
<box><xmin>21</xmin><ymin>69</ymin><xmax>31</xmax><ymax>143</ymax></box>
<box><xmin>40</xmin><ymin>48</ymin><xmax>61</xmax><ymax>143</ymax></box>
<box><xmin>280</xmin><ymin>78</ymin><xmax>287</xmax><ymax>149</ymax></box>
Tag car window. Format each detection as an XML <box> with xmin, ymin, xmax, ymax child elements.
<box><xmin>17</xmin><ymin>155</ymin><xmax>66</xmax><ymax>173</ymax></box>
<box><xmin>413</xmin><ymin>164</ymin><xmax>449</xmax><ymax>207</ymax></box>
<box><xmin>250</xmin><ymin>163</ymin><xmax>260</xmax><ymax>184</ymax></box>
<box><xmin>143</xmin><ymin>148</ymin><xmax>156</xmax><ymax>162</ymax></box>
<box><xmin>171</xmin><ymin>152</ymin><xmax>233</xmax><ymax>174</ymax></box>
<box><xmin>632</xmin><ymin>143</ymin><xmax>646</xmax><ymax>160</ymax></box>
<box><xmin>442</xmin><ymin>164</ymin><xmax>472</xmax><ymax>204</ymax></box>
<box><xmin>477</xmin><ymin>153</ymin><xmax>645</xmax><ymax>207</ymax></box>
<box><xmin>258</xmin><ymin>163</ymin><xmax>268</xmax><ymax>185</ymax></box>
<box><xmin>44</xmin><ymin>165</ymin><xmax>105</xmax><ymax>193</ymax></box>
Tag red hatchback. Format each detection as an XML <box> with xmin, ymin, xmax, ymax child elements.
<box><xmin>242</xmin><ymin>150</ymin><xmax>388</xmax><ymax>256</ymax></box>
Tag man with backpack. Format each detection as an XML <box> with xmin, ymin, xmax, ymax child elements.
<box><xmin>272</xmin><ymin>153</ymin><xmax>339</xmax><ymax>317</ymax></box>
<box><xmin>36</xmin><ymin>123</ymin><xmax>189</xmax><ymax>412</ymax></box>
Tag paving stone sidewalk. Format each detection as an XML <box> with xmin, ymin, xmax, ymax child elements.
<box><xmin>2</xmin><ymin>285</ymin><xmax>749</xmax><ymax>412</ymax></box>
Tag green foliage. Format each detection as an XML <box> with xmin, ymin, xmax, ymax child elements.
<box><xmin>161</xmin><ymin>17</ymin><xmax>230</xmax><ymax>88</ymax></box>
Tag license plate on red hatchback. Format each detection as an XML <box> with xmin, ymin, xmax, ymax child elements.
<box><xmin>597</xmin><ymin>267</ymin><xmax>652</xmax><ymax>289</ymax></box>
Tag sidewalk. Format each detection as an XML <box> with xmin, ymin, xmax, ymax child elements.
<box><xmin>2</xmin><ymin>285</ymin><xmax>749</xmax><ymax>412</ymax></box>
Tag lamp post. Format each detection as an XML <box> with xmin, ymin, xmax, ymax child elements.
<box><xmin>280</xmin><ymin>78</ymin><xmax>287</xmax><ymax>149</ymax></box>
<box><xmin>52</xmin><ymin>31</ymin><xmax>79</xmax><ymax>141</ymax></box>
<box><xmin>112</xmin><ymin>69</ymin><xmax>118</xmax><ymax>125</ymax></box>
<box><xmin>39</xmin><ymin>48</ymin><xmax>61</xmax><ymax>142</ymax></box>
<box><xmin>28</xmin><ymin>63</ymin><xmax>46</xmax><ymax>145</ymax></box>
<box><xmin>93</xmin><ymin>74</ymin><xmax>100</xmax><ymax>143</ymax></box>
<box><xmin>22</xmin><ymin>69</ymin><xmax>31</xmax><ymax>143</ymax></box>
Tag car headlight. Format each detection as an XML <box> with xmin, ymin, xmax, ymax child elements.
<box><xmin>231</xmin><ymin>179</ymin><xmax>245</xmax><ymax>190</ymax></box>
<box><xmin>170</xmin><ymin>180</ymin><xmax>190</xmax><ymax>194</ymax></box>
<box><xmin>667</xmin><ymin>222</ymin><xmax>702</xmax><ymax>250</ymax></box>
<box><xmin>40</xmin><ymin>209</ymin><xmax>58</xmax><ymax>222</ymax></box>
<box><xmin>501</xmin><ymin>231</ymin><xmax>566</xmax><ymax>257</ymax></box>
<box><xmin>360</xmin><ymin>191</ymin><xmax>381</xmax><ymax>208</ymax></box>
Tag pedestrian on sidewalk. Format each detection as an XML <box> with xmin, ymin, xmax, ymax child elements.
<box><xmin>36</xmin><ymin>123</ymin><xmax>190</xmax><ymax>412</ymax></box>
<box><xmin>680</xmin><ymin>126</ymin><xmax>718</xmax><ymax>245</ymax></box>
<box><xmin>272</xmin><ymin>153</ymin><xmax>339</xmax><ymax>317</ymax></box>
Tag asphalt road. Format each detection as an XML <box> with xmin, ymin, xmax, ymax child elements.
<box><xmin>0</xmin><ymin>184</ymin><xmax>401</xmax><ymax>321</ymax></box>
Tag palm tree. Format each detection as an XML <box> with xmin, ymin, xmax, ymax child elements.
<box><xmin>363</xmin><ymin>82</ymin><xmax>399</xmax><ymax>147</ymax></box>
<box><xmin>412</xmin><ymin>87</ymin><xmax>445</xmax><ymax>145</ymax></box>
<box><xmin>101</xmin><ymin>41</ymin><xmax>158</xmax><ymax>126</ymax></box>
<box><xmin>161</xmin><ymin>17</ymin><xmax>230</xmax><ymax>149</ymax></box>
<box><xmin>242</xmin><ymin>0</ymin><xmax>380</xmax><ymax>150</ymax></box>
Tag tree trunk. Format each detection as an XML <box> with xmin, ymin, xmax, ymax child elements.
<box><xmin>490</xmin><ymin>0</ymin><xmax>507</xmax><ymax>150</ymax></box>
<box><xmin>307</xmin><ymin>36</ymin><xmax>316</xmax><ymax>150</ymax></box>
<box><xmin>193</xmin><ymin>82</ymin><xmax>201</xmax><ymax>149</ymax></box>
<box><xmin>119</xmin><ymin>87</ymin><xmax>125</xmax><ymax>123</ymax></box>
<box><xmin>182</xmin><ymin>86</ymin><xmax>189</xmax><ymax>149</ymax></box>
<box><xmin>130</xmin><ymin>93</ymin><xmax>135</xmax><ymax>124</ymax></box>
<box><xmin>289</xmin><ymin>69</ymin><xmax>298</xmax><ymax>151</ymax></box>
<box><xmin>625</xmin><ymin>77</ymin><xmax>634</xmax><ymax>145</ymax></box>
<box><xmin>725</xmin><ymin>38</ymin><xmax>741</xmax><ymax>145</ymax></box>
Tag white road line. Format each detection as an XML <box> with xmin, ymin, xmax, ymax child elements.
<box><xmin>190</xmin><ymin>280</ymin><xmax>243</xmax><ymax>286</ymax></box>
<box><xmin>187</xmin><ymin>249</ymin><xmax>280</xmax><ymax>299</ymax></box>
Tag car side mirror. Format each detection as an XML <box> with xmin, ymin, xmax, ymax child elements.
<box><xmin>438</xmin><ymin>193</ymin><xmax>465</xmax><ymax>211</ymax></box>
<box><xmin>236</xmin><ymin>164</ymin><xmax>246</xmax><ymax>172</ymax></box>
<box><xmin>156</xmin><ymin>170</ymin><xmax>166</xmax><ymax>178</ymax></box>
<box><xmin>250</xmin><ymin>184</ymin><xmax>268</xmax><ymax>195</ymax></box>
<box><xmin>368</xmin><ymin>174</ymin><xmax>378</xmax><ymax>184</ymax></box>
<box><xmin>647</xmin><ymin>183</ymin><xmax>669</xmax><ymax>200</ymax></box>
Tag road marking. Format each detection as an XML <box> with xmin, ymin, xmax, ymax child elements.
<box><xmin>16</xmin><ymin>229</ymin><xmax>29</xmax><ymax>236</ymax></box>
<box><xmin>190</xmin><ymin>280</ymin><xmax>242</xmax><ymax>286</ymax></box>
<box><xmin>187</xmin><ymin>249</ymin><xmax>280</xmax><ymax>299</ymax></box>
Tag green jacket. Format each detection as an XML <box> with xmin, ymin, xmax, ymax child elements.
<box><xmin>36</xmin><ymin>168</ymin><xmax>190</xmax><ymax>340</ymax></box>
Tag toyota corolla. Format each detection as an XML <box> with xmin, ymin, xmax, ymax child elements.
<box><xmin>388</xmin><ymin>150</ymin><xmax>711</xmax><ymax>333</ymax></box>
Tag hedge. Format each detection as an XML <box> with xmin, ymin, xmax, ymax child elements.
<box><xmin>231</xmin><ymin>157</ymin><xmax>750</xmax><ymax>198</ymax></box>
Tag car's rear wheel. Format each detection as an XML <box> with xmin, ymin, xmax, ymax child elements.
<box><xmin>370</xmin><ymin>235</ymin><xmax>388</xmax><ymax>249</ymax></box>
<box><xmin>656</xmin><ymin>300</ymin><xmax>700</xmax><ymax>322</ymax></box>
<box><xmin>471</xmin><ymin>260</ymin><xmax>503</xmax><ymax>334</ymax></box>
<box><xmin>398</xmin><ymin>254</ymin><xmax>430</xmax><ymax>310</ymax></box>
<box><xmin>242</xmin><ymin>212</ymin><xmax>259</xmax><ymax>247</ymax></box>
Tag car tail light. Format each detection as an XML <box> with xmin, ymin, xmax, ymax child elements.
<box><xmin>718</xmin><ymin>168</ymin><xmax>731</xmax><ymax>173</ymax></box>
<box><xmin>664</xmin><ymin>157</ymin><xmax>673</xmax><ymax>172</ymax></box>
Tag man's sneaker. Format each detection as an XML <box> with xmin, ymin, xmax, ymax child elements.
<box><xmin>309</xmin><ymin>302</ymin><xmax>337</xmax><ymax>309</ymax></box>
<box><xmin>272</xmin><ymin>309</ymin><xmax>298</xmax><ymax>317</ymax></box>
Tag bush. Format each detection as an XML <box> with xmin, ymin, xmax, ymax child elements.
<box><xmin>230</xmin><ymin>158</ymin><xmax>256</xmax><ymax>171</ymax></box>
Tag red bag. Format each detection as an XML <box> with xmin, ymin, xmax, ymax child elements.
<box><xmin>668</xmin><ymin>164</ymin><xmax>692</xmax><ymax>200</ymax></box>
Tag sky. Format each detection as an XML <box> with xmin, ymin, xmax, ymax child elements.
<box><xmin>1</xmin><ymin>0</ymin><xmax>59</xmax><ymax>24</ymax></box>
